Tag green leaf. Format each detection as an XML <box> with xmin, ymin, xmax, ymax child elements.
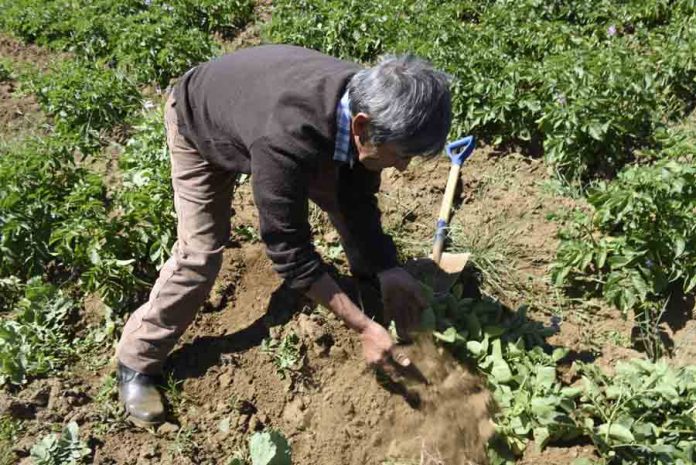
<box><xmin>685</xmin><ymin>273</ymin><xmax>696</xmax><ymax>293</ymax></box>
<box><xmin>535</xmin><ymin>366</ymin><xmax>557</xmax><ymax>390</ymax></box>
<box><xmin>674</xmin><ymin>236</ymin><xmax>686</xmax><ymax>258</ymax></box>
<box><xmin>560</xmin><ymin>387</ymin><xmax>583</xmax><ymax>398</ymax></box>
<box><xmin>491</xmin><ymin>359</ymin><xmax>513</xmax><ymax>384</ymax></box>
<box><xmin>466</xmin><ymin>340</ymin><xmax>482</xmax><ymax>356</ymax></box>
<box><xmin>597</xmin><ymin>423</ymin><xmax>635</xmax><ymax>443</ymax></box>
<box><xmin>533</xmin><ymin>426</ymin><xmax>550</xmax><ymax>450</ymax></box>
<box><xmin>433</xmin><ymin>327</ymin><xmax>457</xmax><ymax>343</ymax></box>
<box><xmin>249</xmin><ymin>430</ymin><xmax>291</xmax><ymax>465</ymax></box>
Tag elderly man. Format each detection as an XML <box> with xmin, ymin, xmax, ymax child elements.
<box><xmin>116</xmin><ymin>45</ymin><xmax>452</xmax><ymax>426</ymax></box>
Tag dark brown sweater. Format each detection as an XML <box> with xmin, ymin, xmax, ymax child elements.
<box><xmin>174</xmin><ymin>45</ymin><xmax>398</xmax><ymax>290</ymax></box>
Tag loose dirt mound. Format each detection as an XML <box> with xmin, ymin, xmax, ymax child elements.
<box><xmin>380</xmin><ymin>337</ymin><xmax>494</xmax><ymax>465</ymax></box>
<box><xmin>81</xmin><ymin>241</ymin><xmax>495</xmax><ymax>465</ymax></box>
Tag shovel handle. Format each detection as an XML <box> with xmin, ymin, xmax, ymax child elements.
<box><xmin>432</xmin><ymin>164</ymin><xmax>461</xmax><ymax>264</ymax></box>
<box><xmin>432</xmin><ymin>136</ymin><xmax>475</xmax><ymax>264</ymax></box>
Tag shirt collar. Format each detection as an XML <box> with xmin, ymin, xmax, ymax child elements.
<box><xmin>333</xmin><ymin>90</ymin><xmax>355</xmax><ymax>167</ymax></box>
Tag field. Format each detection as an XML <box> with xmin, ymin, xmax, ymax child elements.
<box><xmin>0</xmin><ymin>1</ymin><xmax>695</xmax><ymax>464</ymax></box>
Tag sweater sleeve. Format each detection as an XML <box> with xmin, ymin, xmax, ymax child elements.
<box><xmin>336</xmin><ymin>163</ymin><xmax>399</xmax><ymax>273</ymax></box>
<box><xmin>250</xmin><ymin>137</ymin><xmax>326</xmax><ymax>291</ymax></box>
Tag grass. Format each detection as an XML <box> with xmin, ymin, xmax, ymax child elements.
<box><xmin>169</xmin><ymin>426</ymin><xmax>200</xmax><ymax>458</ymax></box>
<box><xmin>0</xmin><ymin>417</ymin><xmax>22</xmax><ymax>465</ymax></box>
<box><xmin>162</xmin><ymin>373</ymin><xmax>188</xmax><ymax>417</ymax></box>
<box><xmin>260</xmin><ymin>331</ymin><xmax>303</xmax><ymax>380</ymax></box>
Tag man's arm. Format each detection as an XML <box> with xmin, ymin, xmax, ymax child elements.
<box><xmin>335</xmin><ymin>164</ymin><xmax>427</xmax><ymax>335</ymax></box>
<box><xmin>250</xmin><ymin>138</ymin><xmax>407</xmax><ymax>368</ymax></box>
<box><xmin>335</xmin><ymin>163</ymin><xmax>399</xmax><ymax>273</ymax></box>
<box><xmin>306</xmin><ymin>272</ymin><xmax>409</xmax><ymax>368</ymax></box>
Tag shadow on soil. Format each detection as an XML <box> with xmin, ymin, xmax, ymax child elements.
<box><xmin>166</xmin><ymin>282</ymin><xmax>308</xmax><ymax>380</ymax></box>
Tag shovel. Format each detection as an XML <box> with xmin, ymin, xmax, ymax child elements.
<box><xmin>407</xmin><ymin>136</ymin><xmax>476</xmax><ymax>294</ymax></box>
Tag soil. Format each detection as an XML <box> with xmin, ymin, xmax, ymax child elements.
<box><xmin>0</xmin><ymin>34</ymin><xmax>56</xmax><ymax>144</ymax></box>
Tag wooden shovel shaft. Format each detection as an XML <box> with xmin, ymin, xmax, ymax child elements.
<box><xmin>432</xmin><ymin>163</ymin><xmax>462</xmax><ymax>264</ymax></box>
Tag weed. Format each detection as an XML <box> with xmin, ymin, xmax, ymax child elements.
<box><xmin>0</xmin><ymin>278</ymin><xmax>75</xmax><ymax>386</ymax></box>
<box><xmin>0</xmin><ymin>417</ymin><xmax>22</xmax><ymax>465</ymax></box>
<box><xmin>169</xmin><ymin>426</ymin><xmax>199</xmax><ymax>459</ymax></box>
<box><xmin>30</xmin><ymin>422</ymin><xmax>91</xmax><ymax>465</ymax></box>
<box><xmin>162</xmin><ymin>373</ymin><xmax>187</xmax><ymax>416</ymax></box>
<box><xmin>0</xmin><ymin>62</ymin><xmax>10</xmax><ymax>81</ymax></box>
<box><xmin>261</xmin><ymin>332</ymin><xmax>303</xmax><ymax>379</ymax></box>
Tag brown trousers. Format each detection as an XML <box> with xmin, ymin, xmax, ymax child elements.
<box><xmin>117</xmin><ymin>94</ymin><xmax>374</xmax><ymax>374</ymax></box>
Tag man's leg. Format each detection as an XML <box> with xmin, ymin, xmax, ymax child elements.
<box><xmin>116</xmin><ymin>94</ymin><xmax>236</xmax><ymax>424</ymax></box>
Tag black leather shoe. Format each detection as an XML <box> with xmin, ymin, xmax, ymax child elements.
<box><xmin>117</xmin><ymin>362</ymin><xmax>166</xmax><ymax>427</ymax></box>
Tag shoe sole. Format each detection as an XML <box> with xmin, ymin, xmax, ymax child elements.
<box><xmin>126</xmin><ymin>414</ymin><xmax>164</xmax><ymax>429</ymax></box>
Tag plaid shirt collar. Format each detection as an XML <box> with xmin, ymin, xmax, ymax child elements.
<box><xmin>333</xmin><ymin>90</ymin><xmax>355</xmax><ymax>167</ymax></box>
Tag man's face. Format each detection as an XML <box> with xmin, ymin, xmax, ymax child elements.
<box><xmin>351</xmin><ymin>113</ymin><xmax>412</xmax><ymax>172</ymax></box>
<box><xmin>357</xmin><ymin>141</ymin><xmax>412</xmax><ymax>172</ymax></box>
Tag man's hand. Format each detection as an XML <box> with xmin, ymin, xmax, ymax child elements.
<box><xmin>360</xmin><ymin>320</ymin><xmax>411</xmax><ymax>370</ymax></box>
<box><xmin>306</xmin><ymin>273</ymin><xmax>411</xmax><ymax>372</ymax></box>
<box><xmin>378</xmin><ymin>267</ymin><xmax>427</xmax><ymax>337</ymax></box>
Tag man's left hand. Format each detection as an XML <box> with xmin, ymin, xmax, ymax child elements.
<box><xmin>377</xmin><ymin>267</ymin><xmax>427</xmax><ymax>338</ymax></box>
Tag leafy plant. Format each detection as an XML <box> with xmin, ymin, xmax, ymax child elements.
<box><xmin>0</xmin><ymin>136</ymin><xmax>87</xmax><ymax>278</ymax></box>
<box><xmin>269</xmin><ymin>0</ymin><xmax>696</xmax><ymax>181</ymax></box>
<box><xmin>553</xmin><ymin>160</ymin><xmax>696</xmax><ymax>316</ymax></box>
<box><xmin>30</xmin><ymin>422</ymin><xmax>90</xmax><ymax>465</ymax></box>
<box><xmin>29</xmin><ymin>59</ymin><xmax>140</xmax><ymax>148</ymax></box>
<box><xmin>0</xmin><ymin>276</ymin><xmax>23</xmax><ymax>310</ymax></box>
<box><xmin>159</xmin><ymin>0</ymin><xmax>254</xmax><ymax>37</ymax></box>
<box><xmin>249</xmin><ymin>430</ymin><xmax>292</xmax><ymax>465</ymax></box>
<box><xmin>419</xmin><ymin>280</ymin><xmax>696</xmax><ymax>464</ymax></box>
<box><xmin>577</xmin><ymin>359</ymin><xmax>696</xmax><ymax>464</ymax></box>
<box><xmin>110</xmin><ymin>8</ymin><xmax>216</xmax><ymax>87</ymax></box>
<box><xmin>0</xmin><ymin>278</ymin><xmax>74</xmax><ymax>386</ymax></box>
<box><xmin>261</xmin><ymin>332</ymin><xmax>303</xmax><ymax>379</ymax></box>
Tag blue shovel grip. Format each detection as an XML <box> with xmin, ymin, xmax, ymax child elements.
<box><xmin>446</xmin><ymin>136</ymin><xmax>476</xmax><ymax>166</ymax></box>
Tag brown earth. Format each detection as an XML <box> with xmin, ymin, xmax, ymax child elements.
<box><xmin>0</xmin><ymin>32</ymin><xmax>74</xmax><ymax>145</ymax></box>
<box><xmin>0</xmin><ymin>35</ymin><xmax>50</xmax><ymax>144</ymax></box>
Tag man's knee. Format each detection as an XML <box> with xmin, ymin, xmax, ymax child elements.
<box><xmin>172</xmin><ymin>241</ymin><xmax>225</xmax><ymax>285</ymax></box>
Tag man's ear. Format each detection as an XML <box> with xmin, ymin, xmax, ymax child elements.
<box><xmin>351</xmin><ymin>113</ymin><xmax>370</xmax><ymax>144</ymax></box>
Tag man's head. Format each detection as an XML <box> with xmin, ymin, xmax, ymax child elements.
<box><xmin>346</xmin><ymin>55</ymin><xmax>451</xmax><ymax>172</ymax></box>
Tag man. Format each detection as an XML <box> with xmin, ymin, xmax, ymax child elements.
<box><xmin>116</xmin><ymin>45</ymin><xmax>452</xmax><ymax>426</ymax></box>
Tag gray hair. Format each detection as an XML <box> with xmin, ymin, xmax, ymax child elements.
<box><xmin>346</xmin><ymin>54</ymin><xmax>451</xmax><ymax>157</ymax></box>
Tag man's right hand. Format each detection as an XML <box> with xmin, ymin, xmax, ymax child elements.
<box><xmin>360</xmin><ymin>321</ymin><xmax>411</xmax><ymax>370</ymax></box>
<box><xmin>306</xmin><ymin>273</ymin><xmax>411</xmax><ymax>372</ymax></box>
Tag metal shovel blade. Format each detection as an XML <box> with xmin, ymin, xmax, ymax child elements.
<box><xmin>405</xmin><ymin>252</ymin><xmax>471</xmax><ymax>295</ymax></box>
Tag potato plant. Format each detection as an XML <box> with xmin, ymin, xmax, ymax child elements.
<box><xmin>421</xmin><ymin>282</ymin><xmax>696</xmax><ymax>464</ymax></box>
<box><xmin>553</xmin><ymin>159</ymin><xmax>696</xmax><ymax>317</ymax></box>
<box><xmin>29</xmin><ymin>59</ymin><xmax>141</xmax><ymax>149</ymax></box>
<box><xmin>0</xmin><ymin>279</ymin><xmax>75</xmax><ymax>386</ymax></box>
<box><xmin>269</xmin><ymin>0</ymin><xmax>696</xmax><ymax>181</ymax></box>
<box><xmin>0</xmin><ymin>0</ymin><xmax>252</xmax><ymax>87</ymax></box>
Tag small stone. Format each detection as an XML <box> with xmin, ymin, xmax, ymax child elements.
<box><xmin>218</xmin><ymin>371</ymin><xmax>233</xmax><ymax>387</ymax></box>
<box><xmin>218</xmin><ymin>416</ymin><xmax>231</xmax><ymax>434</ymax></box>
<box><xmin>157</xmin><ymin>422</ymin><xmax>180</xmax><ymax>435</ymax></box>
